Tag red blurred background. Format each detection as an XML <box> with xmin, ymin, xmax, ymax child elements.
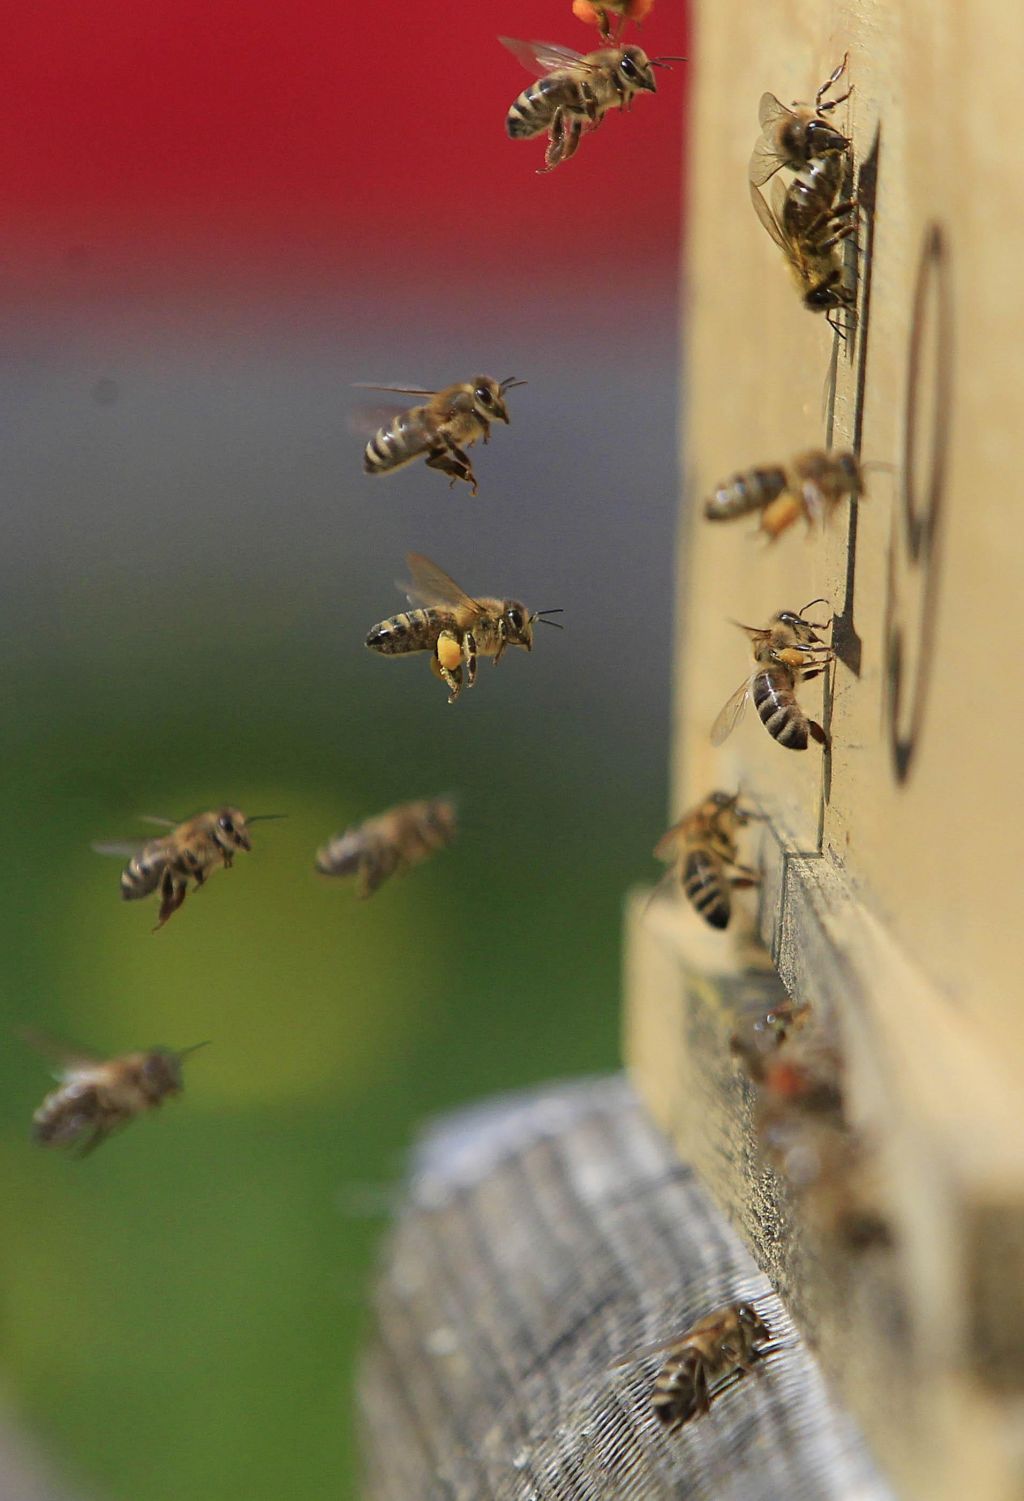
<box><xmin>1</xmin><ymin>0</ymin><xmax>688</xmax><ymax>308</ymax></box>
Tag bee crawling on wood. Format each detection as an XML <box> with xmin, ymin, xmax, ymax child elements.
<box><xmin>93</xmin><ymin>807</ymin><xmax>285</xmax><ymax>930</ymax></box>
<box><xmin>571</xmin><ymin>0</ymin><xmax>655</xmax><ymax>43</ymax></box>
<box><xmin>358</xmin><ymin>376</ymin><xmax>525</xmax><ymax>496</ymax></box>
<box><xmin>315</xmin><ymin>796</ymin><xmax>457</xmax><ymax>898</ymax></box>
<box><xmin>653</xmin><ymin>790</ymin><xmax>759</xmax><ymax>929</ymax></box>
<box><xmin>613</xmin><ymin>1300</ymin><xmax>780</xmax><ymax>1431</ymax></box>
<box><xmin>749</xmin><ymin>57</ymin><xmax>851</xmax><ymax>187</ymax></box>
<box><xmin>500</xmin><ymin>36</ymin><xmax>684</xmax><ymax>172</ymax></box>
<box><xmin>24</xmin><ymin>1030</ymin><xmax>208</xmax><ymax>1156</ymax></box>
<box><xmin>365</xmin><ymin>553</ymin><xmax>563</xmax><ymax>705</ymax></box>
<box><xmin>704</xmin><ymin>449</ymin><xmax>863</xmax><ymax>541</ymax></box>
<box><xmin>711</xmin><ymin>602</ymin><xmax>834</xmax><ymax>752</ymax></box>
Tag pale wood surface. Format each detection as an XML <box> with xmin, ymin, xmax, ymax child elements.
<box><xmin>625</xmin><ymin>3</ymin><xmax>1024</xmax><ymax>1498</ymax></box>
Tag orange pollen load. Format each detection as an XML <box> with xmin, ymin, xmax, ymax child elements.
<box><xmin>436</xmin><ymin>635</ymin><xmax>463</xmax><ymax>672</ymax></box>
<box><xmin>571</xmin><ymin>0</ymin><xmax>655</xmax><ymax>27</ymax></box>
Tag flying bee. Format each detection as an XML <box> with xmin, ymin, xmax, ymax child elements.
<box><xmin>711</xmin><ymin>603</ymin><xmax>833</xmax><ymax>752</ymax></box>
<box><xmin>358</xmin><ymin>376</ymin><xmax>525</xmax><ymax>496</ymax></box>
<box><xmin>93</xmin><ymin>807</ymin><xmax>284</xmax><ymax>930</ymax></box>
<box><xmin>750</xmin><ymin>162</ymin><xmax>858</xmax><ymax>333</ymax></box>
<box><xmin>653</xmin><ymin>790</ymin><xmax>758</xmax><ymax>929</ymax></box>
<box><xmin>704</xmin><ymin>449</ymin><xmax>863</xmax><ymax>541</ymax></box>
<box><xmin>749</xmin><ymin>56</ymin><xmax>851</xmax><ymax>187</ymax></box>
<box><xmin>24</xmin><ymin>1030</ymin><xmax>208</xmax><ymax>1156</ymax></box>
<box><xmin>571</xmin><ymin>0</ymin><xmax>655</xmax><ymax>42</ymax></box>
<box><xmin>500</xmin><ymin>37</ymin><xmax>684</xmax><ymax>172</ymax></box>
<box><xmin>613</xmin><ymin>1301</ymin><xmax>777</xmax><ymax>1431</ymax></box>
<box><xmin>315</xmin><ymin>796</ymin><xmax>457</xmax><ymax>898</ymax></box>
<box><xmin>365</xmin><ymin>552</ymin><xmax>563</xmax><ymax>704</ymax></box>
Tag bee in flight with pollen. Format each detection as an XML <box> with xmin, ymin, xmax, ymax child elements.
<box><xmin>315</xmin><ymin>796</ymin><xmax>457</xmax><ymax>898</ymax></box>
<box><xmin>358</xmin><ymin>376</ymin><xmax>525</xmax><ymax>496</ymax></box>
<box><xmin>365</xmin><ymin>552</ymin><xmax>563</xmax><ymax>704</ymax></box>
<box><xmin>712</xmin><ymin>603</ymin><xmax>833</xmax><ymax>751</ymax></box>
<box><xmin>24</xmin><ymin>1029</ymin><xmax>208</xmax><ymax>1156</ymax></box>
<box><xmin>704</xmin><ymin>449</ymin><xmax>863</xmax><ymax>541</ymax></box>
<box><xmin>93</xmin><ymin>807</ymin><xmax>285</xmax><ymax>930</ymax></box>
<box><xmin>500</xmin><ymin>36</ymin><xmax>684</xmax><ymax>172</ymax></box>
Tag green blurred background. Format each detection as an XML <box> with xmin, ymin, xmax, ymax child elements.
<box><xmin>0</xmin><ymin>317</ymin><xmax>676</xmax><ymax>1500</ymax></box>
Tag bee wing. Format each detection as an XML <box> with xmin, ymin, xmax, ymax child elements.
<box><xmin>20</xmin><ymin>1026</ymin><xmax>104</xmax><ymax>1072</ymax></box>
<box><xmin>757</xmin><ymin>91</ymin><xmax>795</xmax><ymax>134</ymax></box>
<box><xmin>711</xmin><ymin>678</ymin><xmax>754</xmax><ymax>746</ymax></box>
<box><xmin>402</xmin><ymin>553</ymin><xmax>483</xmax><ymax>617</ymax></box>
<box><xmin>137</xmin><ymin>816</ymin><xmax>179</xmax><ymax>829</ymax></box>
<box><xmin>351</xmin><ymin>383</ymin><xmax>438</xmax><ymax>397</ymax></box>
<box><xmin>749</xmin><ymin>180</ymin><xmax>788</xmax><ymax>251</ymax></box>
<box><xmin>652</xmin><ymin>823</ymin><xmax>686</xmax><ymax>862</ymax></box>
<box><xmin>498</xmin><ymin>36</ymin><xmax>590</xmax><ymax>75</ymax></box>
<box><xmin>91</xmin><ymin>840</ymin><xmax>143</xmax><ymax>858</ymax></box>
<box><xmin>609</xmin><ymin>1332</ymin><xmax>691</xmax><ymax>1369</ymax></box>
<box><xmin>749</xmin><ymin>134</ymin><xmax>789</xmax><ymax>187</ymax></box>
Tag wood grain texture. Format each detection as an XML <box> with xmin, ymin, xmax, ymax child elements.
<box><xmin>358</xmin><ymin>1077</ymin><xmax>891</xmax><ymax>1501</ymax></box>
<box><xmin>626</xmin><ymin>3</ymin><xmax>1024</xmax><ymax>1496</ymax></box>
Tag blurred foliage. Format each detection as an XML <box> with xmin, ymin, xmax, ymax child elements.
<box><xmin>0</xmin><ymin>610</ymin><xmax>665</xmax><ymax>1500</ymax></box>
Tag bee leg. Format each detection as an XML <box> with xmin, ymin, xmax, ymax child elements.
<box><xmin>558</xmin><ymin>117</ymin><xmax>585</xmax><ymax>166</ymax></box>
<box><xmin>693</xmin><ymin>1359</ymin><xmax>711</xmax><ymax>1419</ymax></box>
<box><xmin>493</xmin><ymin>619</ymin><xmax>507</xmax><ymax>666</ymax></box>
<box><xmin>425</xmin><ymin>442</ymin><xmax>477</xmax><ymax>495</ymax></box>
<box><xmin>808</xmin><ymin>719</ymin><xmax>830</xmax><ymax>748</ymax></box>
<box><xmin>434</xmin><ymin>632</ymin><xmax>464</xmax><ymax>703</ymax></box>
<box><xmin>815</xmin><ymin>53</ymin><xmax>850</xmax><ymax>109</ymax></box>
<box><xmin>540</xmin><ymin>112</ymin><xmax>567</xmax><ymax>172</ymax></box>
<box><xmin>154</xmin><ymin>872</ymin><xmax>187</xmax><ymax>930</ymax></box>
<box><xmin>462</xmin><ymin>631</ymin><xmax>478</xmax><ymax>687</ymax></box>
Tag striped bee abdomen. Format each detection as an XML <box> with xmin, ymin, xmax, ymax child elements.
<box><xmin>120</xmin><ymin>845</ymin><xmax>168</xmax><ymax>901</ymax></box>
<box><xmin>705</xmin><ymin>465</ymin><xmax>788</xmax><ymax>521</ymax></box>
<box><xmin>753</xmin><ymin>669</ymin><xmax>808</xmax><ymax>750</ymax></box>
<box><xmin>363</xmin><ymin>410</ymin><xmax>431</xmax><ymax>477</ymax></box>
<box><xmin>364</xmin><ymin>609</ymin><xmax>444</xmax><ymax>656</ymax></box>
<box><xmin>682</xmin><ymin>849</ymin><xmax>731</xmax><ymax>929</ymax></box>
<box><xmin>506</xmin><ymin>76</ymin><xmax>568</xmax><ymax>138</ymax></box>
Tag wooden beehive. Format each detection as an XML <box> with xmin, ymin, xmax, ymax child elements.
<box><xmin>624</xmin><ymin>2</ymin><xmax>1024</xmax><ymax>1499</ymax></box>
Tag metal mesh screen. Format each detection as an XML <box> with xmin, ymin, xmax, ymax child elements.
<box><xmin>359</xmin><ymin>1076</ymin><xmax>893</xmax><ymax>1500</ymax></box>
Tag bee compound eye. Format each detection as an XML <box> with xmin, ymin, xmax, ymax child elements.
<box><xmin>218</xmin><ymin>815</ymin><xmax>234</xmax><ymax>833</ymax></box>
<box><xmin>476</xmin><ymin>387</ymin><xmax>493</xmax><ymax>406</ymax></box>
<box><xmin>621</xmin><ymin>55</ymin><xmax>637</xmax><ymax>77</ymax></box>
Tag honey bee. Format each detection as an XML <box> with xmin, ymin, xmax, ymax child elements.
<box><xmin>653</xmin><ymin>790</ymin><xmax>758</xmax><ymax>929</ymax></box>
<box><xmin>750</xmin><ymin>161</ymin><xmax>857</xmax><ymax>333</ymax></box>
<box><xmin>93</xmin><ymin>807</ymin><xmax>284</xmax><ymax>930</ymax></box>
<box><xmin>703</xmin><ymin>449</ymin><xmax>863</xmax><ymax>541</ymax></box>
<box><xmin>365</xmin><ymin>553</ymin><xmax>563</xmax><ymax>704</ymax></box>
<box><xmin>711</xmin><ymin>603</ymin><xmax>833</xmax><ymax>752</ymax></box>
<box><xmin>500</xmin><ymin>37</ymin><xmax>683</xmax><ymax>171</ymax></box>
<box><xmin>614</xmin><ymin>1302</ymin><xmax>777</xmax><ymax>1431</ymax></box>
<box><xmin>749</xmin><ymin>56</ymin><xmax>851</xmax><ymax>187</ymax></box>
<box><xmin>315</xmin><ymin>796</ymin><xmax>457</xmax><ymax>897</ymax></box>
<box><xmin>24</xmin><ymin>1030</ymin><xmax>208</xmax><ymax>1156</ymax></box>
<box><xmin>571</xmin><ymin>0</ymin><xmax>655</xmax><ymax>42</ymax></box>
<box><xmin>359</xmin><ymin>376</ymin><xmax>525</xmax><ymax>496</ymax></box>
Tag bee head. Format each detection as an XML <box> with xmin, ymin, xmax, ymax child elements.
<box><xmin>804</xmin><ymin>117</ymin><xmax>850</xmax><ymax>160</ymax></box>
<box><xmin>619</xmin><ymin>46</ymin><xmax>657</xmax><ymax>92</ymax></box>
<box><xmin>836</xmin><ymin>450</ymin><xmax>862</xmax><ymax>493</ymax></box>
<box><xmin>736</xmin><ymin>1302</ymin><xmax>772</xmax><ymax>1349</ymax></box>
<box><xmin>214</xmin><ymin>806</ymin><xmax>251</xmax><ymax>852</ymax></box>
<box><xmin>471</xmin><ymin>377</ymin><xmax>510</xmax><ymax>425</ymax></box>
<box><xmin>501</xmin><ymin>600</ymin><xmax>534</xmax><ymax>650</ymax></box>
<box><xmin>140</xmin><ymin>1049</ymin><xmax>185</xmax><ymax>1100</ymax></box>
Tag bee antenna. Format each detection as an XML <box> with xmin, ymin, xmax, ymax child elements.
<box><xmin>500</xmin><ymin>376</ymin><xmax>528</xmax><ymax>391</ymax></box>
<box><xmin>651</xmin><ymin>55</ymin><xmax>688</xmax><ymax>67</ymax></box>
<box><xmin>799</xmin><ymin>597</ymin><xmax>830</xmax><ymax>616</ymax></box>
<box><xmin>176</xmin><ymin>1041</ymin><xmax>212</xmax><ymax>1060</ymax></box>
<box><xmin>245</xmin><ymin>813</ymin><xmax>289</xmax><ymax>823</ymax></box>
<box><xmin>533</xmin><ymin>608</ymin><xmax>565</xmax><ymax>629</ymax></box>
